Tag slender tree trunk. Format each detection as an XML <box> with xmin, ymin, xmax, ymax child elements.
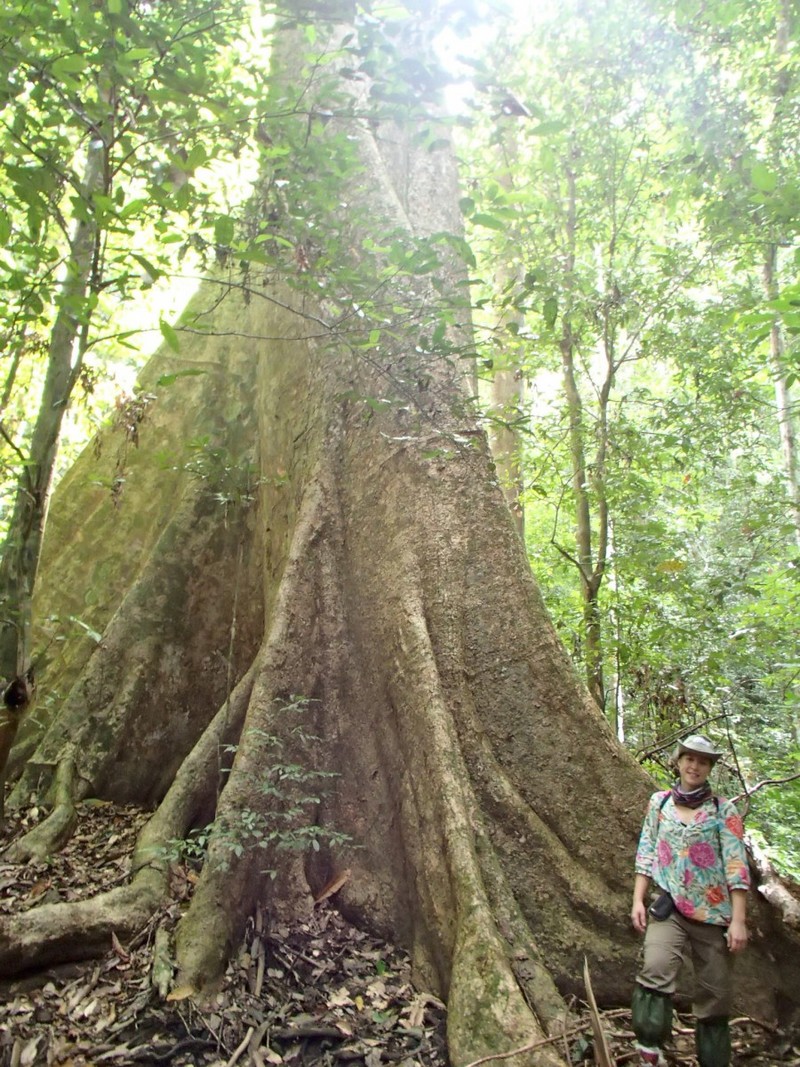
<box><xmin>763</xmin><ymin>248</ymin><xmax>800</xmax><ymax>547</ymax></box>
<box><xmin>561</xmin><ymin>322</ymin><xmax>604</xmax><ymax>709</ymax></box>
<box><xmin>761</xmin><ymin>1</ymin><xmax>800</xmax><ymax>546</ymax></box>
<box><xmin>558</xmin><ymin>162</ymin><xmax>605</xmax><ymax>710</ymax></box>
<box><xmin>489</xmin><ymin>370</ymin><xmax>526</xmax><ymax>536</ymax></box>
<box><xmin>488</xmin><ymin>134</ymin><xmax>526</xmax><ymax>539</ymax></box>
<box><xmin>0</xmin><ymin>138</ymin><xmax>107</xmax><ymax>818</ymax></box>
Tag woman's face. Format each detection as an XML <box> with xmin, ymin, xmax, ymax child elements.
<box><xmin>677</xmin><ymin>751</ymin><xmax>713</xmax><ymax>790</ymax></box>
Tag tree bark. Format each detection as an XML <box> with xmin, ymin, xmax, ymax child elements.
<box><xmin>2</xmin><ymin>7</ymin><xmax>799</xmax><ymax>1064</ymax></box>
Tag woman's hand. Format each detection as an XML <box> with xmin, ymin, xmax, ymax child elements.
<box><xmin>631</xmin><ymin>900</ymin><xmax>648</xmax><ymax>934</ymax></box>
<box><xmin>631</xmin><ymin>875</ymin><xmax>651</xmax><ymax>934</ymax></box>
<box><xmin>726</xmin><ymin>918</ymin><xmax>748</xmax><ymax>953</ymax></box>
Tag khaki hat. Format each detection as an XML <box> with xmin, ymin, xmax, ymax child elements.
<box><xmin>673</xmin><ymin>734</ymin><xmax>723</xmax><ymax>763</ymax></box>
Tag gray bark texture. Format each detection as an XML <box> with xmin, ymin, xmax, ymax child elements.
<box><xmin>2</xmin><ymin>8</ymin><xmax>799</xmax><ymax>1066</ymax></box>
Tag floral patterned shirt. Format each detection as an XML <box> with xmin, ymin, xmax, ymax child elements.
<box><xmin>635</xmin><ymin>790</ymin><xmax>750</xmax><ymax>926</ymax></box>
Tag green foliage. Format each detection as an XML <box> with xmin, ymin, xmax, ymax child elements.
<box><xmin>0</xmin><ymin>0</ymin><xmax>264</xmax><ymax>534</ymax></box>
<box><xmin>182</xmin><ymin>437</ymin><xmax>262</xmax><ymax>509</ymax></box>
<box><xmin>165</xmin><ymin>695</ymin><xmax>351</xmax><ymax>876</ymax></box>
<box><xmin>457</xmin><ymin>0</ymin><xmax>799</xmax><ymax>872</ymax></box>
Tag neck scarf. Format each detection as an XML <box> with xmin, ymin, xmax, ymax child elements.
<box><xmin>671</xmin><ymin>780</ymin><xmax>713</xmax><ymax>808</ymax></box>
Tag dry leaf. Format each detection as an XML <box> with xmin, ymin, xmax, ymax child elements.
<box><xmin>166</xmin><ymin>984</ymin><xmax>197</xmax><ymax>1002</ymax></box>
<box><xmin>327</xmin><ymin>986</ymin><xmax>354</xmax><ymax>1008</ymax></box>
<box><xmin>405</xmin><ymin>996</ymin><xmax>425</xmax><ymax>1028</ymax></box>
<box><xmin>19</xmin><ymin>1038</ymin><xmax>40</xmax><ymax>1067</ymax></box>
<box><xmin>111</xmin><ymin>932</ymin><xmax>130</xmax><ymax>961</ymax></box>
<box><xmin>314</xmin><ymin>868</ymin><xmax>351</xmax><ymax>904</ymax></box>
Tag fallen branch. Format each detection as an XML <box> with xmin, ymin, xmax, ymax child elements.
<box><xmin>749</xmin><ymin>835</ymin><xmax>800</xmax><ymax>929</ymax></box>
<box><xmin>226</xmin><ymin>1026</ymin><xmax>254</xmax><ymax>1067</ymax></box>
<box><xmin>151</xmin><ymin>925</ymin><xmax>173</xmax><ymax>998</ymax></box>
<box><xmin>460</xmin><ymin>1019</ymin><xmax>596</xmax><ymax>1067</ymax></box>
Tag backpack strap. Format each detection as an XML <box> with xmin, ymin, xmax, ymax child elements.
<box><xmin>658</xmin><ymin>791</ymin><xmax>720</xmax><ymax>814</ymax></box>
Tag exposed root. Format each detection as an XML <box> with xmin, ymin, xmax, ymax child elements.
<box><xmin>3</xmin><ymin>754</ymin><xmax>79</xmax><ymax>863</ymax></box>
<box><xmin>390</xmin><ymin>591</ymin><xmax>567</xmax><ymax>1067</ymax></box>
<box><xmin>0</xmin><ymin>660</ymin><xmax>258</xmax><ymax>977</ymax></box>
<box><xmin>0</xmin><ymin>873</ymin><xmax>167</xmax><ymax>976</ymax></box>
<box><xmin>174</xmin><ymin>477</ymin><xmax>329</xmax><ymax>993</ymax></box>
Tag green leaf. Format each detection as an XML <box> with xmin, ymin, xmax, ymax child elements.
<box><xmin>51</xmin><ymin>54</ymin><xmax>87</xmax><ymax>77</ymax></box>
<box><xmin>750</xmin><ymin>163</ymin><xmax>777</xmax><ymax>193</ymax></box>
<box><xmin>68</xmin><ymin>615</ymin><xmax>103</xmax><ymax>643</ymax></box>
<box><xmin>214</xmin><ymin>215</ymin><xmax>236</xmax><ymax>245</ymax></box>
<box><xmin>472</xmin><ymin>213</ymin><xmax>505</xmax><ymax>231</ymax></box>
<box><xmin>132</xmin><ymin>254</ymin><xmax>162</xmax><ymax>282</ymax></box>
<box><xmin>119</xmin><ymin>198</ymin><xmax>150</xmax><ymax>220</ymax></box>
<box><xmin>156</xmin><ymin>369</ymin><xmax>207</xmax><ymax>387</ymax></box>
<box><xmin>186</xmin><ymin>143</ymin><xmax>208</xmax><ymax>171</ymax></box>
<box><xmin>543</xmin><ymin>296</ymin><xmax>558</xmax><ymax>328</ymax></box>
<box><xmin>159</xmin><ymin>319</ymin><xmax>180</xmax><ymax>353</ymax></box>
<box><xmin>530</xmin><ymin>120</ymin><xmax>568</xmax><ymax>136</ymax></box>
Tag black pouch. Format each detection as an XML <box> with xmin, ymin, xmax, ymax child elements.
<box><xmin>648</xmin><ymin>890</ymin><xmax>675</xmax><ymax>921</ymax></box>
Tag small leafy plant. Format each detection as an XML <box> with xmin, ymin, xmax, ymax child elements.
<box><xmin>164</xmin><ymin>695</ymin><xmax>350</xmax><ymax>875</ymax></box>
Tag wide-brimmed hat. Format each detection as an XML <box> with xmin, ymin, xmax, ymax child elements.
<box><xmin>673</xmin><ymin>734</ymin><xmax>723</xmax><ymax>763</ymax></box>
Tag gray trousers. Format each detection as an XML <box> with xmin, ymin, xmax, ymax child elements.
<box><xmin>637</xmin><ymin>910</ymin><xmax>732</xmax><ymax>1019</ymax></box>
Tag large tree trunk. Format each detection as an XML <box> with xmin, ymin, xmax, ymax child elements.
<box><xmin>2</xmin><ymin>7</ymin><xmax>799</xmax><ymax>1065</ymax></box>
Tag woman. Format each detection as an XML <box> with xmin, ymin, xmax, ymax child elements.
<box><xmin>631</xmin><ymin>734</ymin><xmax>750</xmax><ymax>1067</ymax></box>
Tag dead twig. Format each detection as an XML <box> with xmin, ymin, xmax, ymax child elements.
<box><xmin>583</xmin><ymin>958</ymin><xmax>614</xmax><ymax>1067</ymax></box>
<box><xmin>731</xmin><ymin>772</ymin><xmax>800</xmax><ymax>805</ymax></box>
<box><xmin>460</xmin><ymin>1019</ymin><xmax>595</xmax><ymax>1067</ymax></box>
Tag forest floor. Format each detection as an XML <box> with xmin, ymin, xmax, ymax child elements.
<box><xmin>0</xmin><ymin>801</ymin><xmax>798</xmax><ymax>1067</ymax></box>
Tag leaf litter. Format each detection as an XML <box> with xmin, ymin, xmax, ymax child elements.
<box><xmin>1</xmin><ymin>802</ymin><xmax>798</xmax><ymax>1066</ymax></box>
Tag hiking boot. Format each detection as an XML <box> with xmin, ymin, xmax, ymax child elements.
<box><xmin>636</xmin><ymin>1045</ymin><xmax>667</xmax><ymax>1067</ymax></box>
<box><xmin>696</xmin><ymin>1016</ymin><xmax>730</xmax><ymax>1067</ymax></box>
